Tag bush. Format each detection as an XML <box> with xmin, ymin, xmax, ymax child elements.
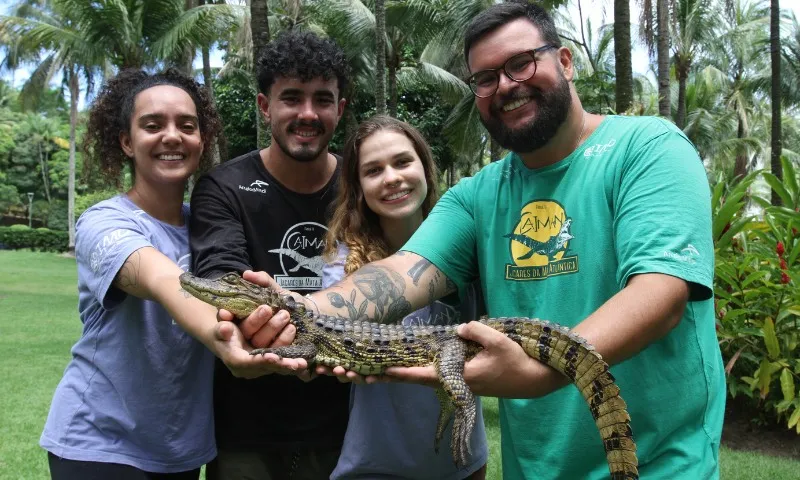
<box><xmin>0</xmin><ymin>225</ymin><xmax>68</xmax><ymax>252</ymax></box>
<box><xmin>714</xmin><ymin>158</ymin><xmax>800</xmax><ymax>433</ymax></box>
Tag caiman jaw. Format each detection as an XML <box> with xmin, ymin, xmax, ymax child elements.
<box><xmin>179</xmin><ymin>272</ymin><xmax>263</xmax><ymax>318</ymax></box>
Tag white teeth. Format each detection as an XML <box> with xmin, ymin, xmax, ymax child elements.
<box><xmin>503</xmin><ymin>97</ymin><xmax>532</xmax><ymax>112</ymax></box>
<box><xmin>384</xmin><ymin>190</ymin><xmax>410</xmax><ymax>201</ymax></box>
<box><xmin>295</xmin><ymin>131</ymin><xmax>318</xmax><ymax>137</ymax></box>
<box><xmin>159</xmin><ymin>154</ymin><xmax>184</xmax><ymax>160</ymax></box>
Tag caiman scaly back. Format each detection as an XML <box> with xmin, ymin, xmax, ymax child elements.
<box><xmin>180</xmin><ymin>272</ymin><xmax>639</xmax><ymax>480</ymax></box>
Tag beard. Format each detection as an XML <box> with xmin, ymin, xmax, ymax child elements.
<box><xmin>480</xmin><ymin>74</ymin><xmax>572</xmax><ymax>154</ymax></box>
<box><xmin>272</xmin><ymin>119</ymin><xmax>328</xmax><ymax>163</ymax></box>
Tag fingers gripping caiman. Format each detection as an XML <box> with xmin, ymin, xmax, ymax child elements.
<box><xmin>180</xmin><ymin>272</ymin><xmax>639</xmax><ymax>479</ymax></box>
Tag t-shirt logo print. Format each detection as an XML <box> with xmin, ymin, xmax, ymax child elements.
<box><xmin>504</xmin><ymin>200</ymin><xmax>579</xmax><ymax>281</ymax></box>
<box><xmin>268</xmin><ymin>221</ymin><xmax>328</xmax><ymax>290</ymax></box>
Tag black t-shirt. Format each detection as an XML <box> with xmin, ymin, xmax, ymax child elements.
<box><xmin>189</xmin><ymin>150</ymin><xmax>350</xmax><ymax>449</ymax></box>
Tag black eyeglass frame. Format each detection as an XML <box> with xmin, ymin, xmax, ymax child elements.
<box><xmin>466</xmin><ymin>44</ymin><xmax>558</xmax><ymax>98</ymax></box>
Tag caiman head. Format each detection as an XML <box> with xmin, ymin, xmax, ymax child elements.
<box><xmin>179</xmin><ymin>272</ymin><xmax>267</xmax><ymax>318</ymax></box>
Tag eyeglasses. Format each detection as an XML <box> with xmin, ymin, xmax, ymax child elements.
<box><xmin>466</xmin><ymin>45</ymin><xmax>558</xmax><ymax>98</ymax></box>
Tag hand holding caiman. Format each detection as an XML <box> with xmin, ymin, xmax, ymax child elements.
<box><xmin>179</xmin><ymin>271</ymin><xmax>639</xmax><ymax>480</ymax></box>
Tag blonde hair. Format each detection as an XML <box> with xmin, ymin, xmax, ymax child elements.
<box><xmin>324</xmin><ymin>116</ymin><xmax>439</xmax><ymax>273</ymax></box>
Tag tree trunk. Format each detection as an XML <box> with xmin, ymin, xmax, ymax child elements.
<box><xmin>251</xmin><ymin>0</ymin><xmax>271</xmax><ymax>148</ymax></box>
<box><xmin>178</xmin><ymin>0</ymin><xmax>197</xmax><ymax>75</ymax></box>
<box><xmin>770</xmin><ymin>0</ymin><xmax>782</xmax><ymax>205</ymax></box>
<box><xmin>250</xmin><ymin>0</ymin><xmax>271</xmax><ymax>67</ymax></box>
<box><xmin>656</xmin><ymin>0</ymin><xmax>671</xmax><ymax>118</ymax></box>
<box><xmin>38</xmin><ymin>143</ymin><xmax>51</xmax><ymax>203</ymax></box>
<box><xmin>375</xmin><ymin>0</ymin><xmax>387</xmax><ymax>115</ymax></box>
<box><xmin>201</xmin><ymin>39</ymin><xmax>222</xmax><ymax>166</ymax></box>
<box><xmin>675</xmin><ymin>58</ymin><xmax>688</xmax><ymax>129</ymax></box>
<box><xmin>733</xmin><ymin>115</ymin><xmax>747</xmax><ymax>179</ymax></box>
<box><xmin>68</xmin><ymin>69</ymin><xmax>78</xmax><ymax>253</ymax></box>
<box><xmin>388</xmin><ymin>53</ymin><xmax>398</xmax><ymax>118</ymax></box>
<box><xmin>614</xmin><ymin>0</ymin><xmax>634</xmax><ymax>113</ymax></box>
<box><xmin>344</xmin><ymin>108</ymin><xmax>359</xmax><ymax>149</ymax></box>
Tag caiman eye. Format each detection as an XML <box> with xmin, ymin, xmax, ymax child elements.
<box><xmin>222</xmin><ymin>273</ymin><xmax>239</xmax><ymax>283</ymax></box>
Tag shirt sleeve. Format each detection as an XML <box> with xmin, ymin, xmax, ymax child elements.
<box><xmin>322</xmin><ymin>243</ymin><xmax>347</xmax><ymax>288</ymax></box>
<box><xmin>402</xmin><ymin>177</ymin><xmax>480</xmax><ymax>300</ymax></box>
<box><xmin>75</xmin><ymin>203</ymin><xmax>152</xmax><ymax>310</ymax></box>
<box><xmin>189</xmin><ymin>173</ymin><xmax>252</xmax><ymax>279</ymax></box>
<box><xmin>614</xmin><ymin>121</ymin><xmax>714</xmax><ymax>300</ymax></box>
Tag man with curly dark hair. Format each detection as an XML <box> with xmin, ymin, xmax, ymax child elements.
<box><xmin>189</xmin><ymin>30</ymin><xmax>351</xmax><ymax>479</ymax></box>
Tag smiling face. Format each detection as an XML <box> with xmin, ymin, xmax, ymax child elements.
<box><xmin>120</xmin><ymin>85</ymin><xmax>203</xmax><ymax>187</ymax></box>
<box><xmin>468</xmin><ymin>18</ymin><xmax>573</xmax><ymax>153</ymax></box>
<box><xmin>259</xmin><ymin>76</ymin><xmax>345</xmax><ymax>163</ymax></box>
<box><xmin>358</xmin><ymin>129</ymin><xmax>428</xmax><ymax>226</ymax></box>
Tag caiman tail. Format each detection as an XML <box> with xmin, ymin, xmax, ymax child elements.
<box><xmin>482</xmin><ymin>318</ymin><xmax>638</xmax><ymax>480</ymax></box>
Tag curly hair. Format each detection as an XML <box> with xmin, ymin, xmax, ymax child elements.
<box><xmin>323</xmin><ymin>116</ymin><xmax>439</xmax><ymax>274</ymax></box>
<box><xmin>256</xmin><ymin>30</ymin><xmax>350</xmax><ymax>98</ymax></box>
<box><xmin>82</xmin><ymin>68</ymin><xmax>223</xmax><ymax>188</ymax></box>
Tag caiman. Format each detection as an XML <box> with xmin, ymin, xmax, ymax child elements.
<box><xmin>179</xmin><ymin>272</ymin><xmax>639</xmax><ymax>480</ymax></box>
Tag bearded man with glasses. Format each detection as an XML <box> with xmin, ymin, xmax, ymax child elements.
<box><xmin>242</xmin><ymin>2</ymin><xmax>725</xmax><ymax>479</ymax></box>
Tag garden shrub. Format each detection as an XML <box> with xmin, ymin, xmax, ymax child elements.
<box><xmin>714</xmin><ymin>158</ymin><xmax>800</xmax><ymax>433</ymax></box>
<box><xmin>0</xmin><ymin>225</ymin><xmax>68</xmax><ymax>252</ymax></box>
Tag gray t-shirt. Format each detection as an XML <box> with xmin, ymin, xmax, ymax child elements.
<box><xmin>40</xmin><ymin>195</ymin><xmax>216</xmax><ymax>472</ymax></box>
<box><xmin>324</xmin><ymin>244</ymin><xmax>488</xmax><ymax>480</ymax></box>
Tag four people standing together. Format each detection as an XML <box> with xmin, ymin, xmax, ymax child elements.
<box><xmin>40</xmin><ymin>1</ymin><xmax>724</xmax><ymax>479</ymax></box>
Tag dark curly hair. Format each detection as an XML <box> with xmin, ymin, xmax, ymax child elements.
<box><xmin>256</xmin><ymin>30</ymin><xmax>350</xmax><ymax>98</ymax></box>
<box><xmin>83</xmin><ymin>68</ymin><xmax>223</xmax><ymax>188</ymax></box>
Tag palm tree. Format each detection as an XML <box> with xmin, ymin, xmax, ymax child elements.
<box><xmin>614</xmin><ymin>0</ymin><xmax>634</xmax><ymax>113</ymax></box>
<box><xmin>672</xmin><ymin>0</ymin><xmax>717</xmax><ymax>129</ymax></box>
<box><xmin>638</xmin><ymin>0</ymin><xmax>674</xmax><ymax>118</ymax></box>
<box><xmin>19</xmin><ymin>113</ymin><xmax>62</xmax><ymax>204</ymax></box>
<box><xmin>704</xmin><ymin>0</ymin><xmax>770</xmax><ymax>179</ymax></box>
<box><xmin>1</xmin><ymin>0</ymin><xmax>235</xmax><ymax>250</ymax></box>
<box><xmin>770</xmin><ymin>0</ymin><xmax>782</xmax><ymax>205</ymax></box>
<box><xmin>250</xmin><ymin>0</ymin><xmax>271</xmax><ymax>147</ymax></box>
<box><xmin>2</xmin><ymin>1</ymin><xmax>103</xmax><ymax>252</ymax></box>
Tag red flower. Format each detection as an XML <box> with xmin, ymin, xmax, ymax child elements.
<box><xmin>777</xmin><ymin>241</ymin><xmax>785</xmax><ymax>257</ymax></box>
<box><xmin>793</xmin><ymin>228</ymin><xmax>798</xmax><ymax>237</ymax></box>
<box><xmin>781</xmin><ymin>272</ymin><xmax>791</xmax><ymax>284</ymax></box>
<box><xmin>780</xmin><ymin>258</ymin><xmax>788</xmax><ymax>270</ymax></box>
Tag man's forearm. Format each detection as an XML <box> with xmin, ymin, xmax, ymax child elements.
<box><xmin>571</xmin><ymin>273</ymin><xmax>689</xmax><ymax>366</ymax></box>
<box><xmin>307</xmin><ymin>252</ymin><xmax>455</xmax><ymax>324</ymax></box>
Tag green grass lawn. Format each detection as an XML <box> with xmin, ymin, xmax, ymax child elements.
<box><xmin>1</xmin><ymin>249</ymin><xmax>798</xmax><ymax>479</ymax></box>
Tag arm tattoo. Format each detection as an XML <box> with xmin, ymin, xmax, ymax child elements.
<box><xmin>445</xmin><ymin>277</ymin><xmax>457</xmax><ymax>295</ymax></box>
<box><xmin>327</xmin><ymin>265</ymin><xmax>412</xmax><ymax>324</ymax></box>
<box><xmin>115</xmin><ymin>250</ymin><xmax>141</xmax><ymax>289</ymax></box>
<box><xmin>406</xmin><ymin>257</ymin><xmax>433</xmax><ymax>286</ymax></box>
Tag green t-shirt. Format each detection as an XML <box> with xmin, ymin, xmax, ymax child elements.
<box><xmin>403</xmin><ymin>116</ymin><xmax>725</xmax><ymax>479</ymax></box>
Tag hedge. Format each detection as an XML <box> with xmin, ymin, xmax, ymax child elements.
<box><xmin>0</xmin><ymin>225</ymin><xmax>69</xmax><ymax>252</ymax></box>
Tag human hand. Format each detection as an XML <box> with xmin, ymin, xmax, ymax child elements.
<box><xmin>314</xmin><ymin>365</ymin><xmax>384</xmax><ymax>385</ymax></box>
<box><xmin>210</xmin><ymin>321</ymin><xmax>311</xmax><ymax>380</ymax></box>
<box><xmin>385</xmin><ymin>321</ymin><xmax>567</xmax><ymax>398</ymax></box>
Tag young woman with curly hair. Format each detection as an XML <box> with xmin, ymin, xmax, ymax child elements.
<box><xmin>39</xmin><ymin>69</ymin><xmax>273</xmax><ymax>480</ymax></box>
<box><xmin>321</xmin><ymin>115</ymin><xmax>488</xmax><ymax>480</ymax></box>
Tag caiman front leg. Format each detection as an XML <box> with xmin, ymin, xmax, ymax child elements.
<box><xmin>435</xmin><ymin>338</ymin><xmax>476</xmax><ymax>469</ymax></box>
<box><xmin>251</xmin><ymin>343</ymin><xmax>318</xmax><ymax>363</ymax></box>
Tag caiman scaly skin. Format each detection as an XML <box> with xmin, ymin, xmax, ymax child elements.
<box><xmin>180</xmin><ymin>272</ymin><xmax>639</xmax><ymax>480</ymax></box>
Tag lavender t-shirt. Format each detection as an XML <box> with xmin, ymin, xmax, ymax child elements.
<box><xmin>324</xmin><ymin>244</ymin><xmax>488</xmax><ymax>480</ymax></box>
<box><xmin>40</xmin><ymin>195</ymin><xmax>215</xmax><ymax>472</ymax></box>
